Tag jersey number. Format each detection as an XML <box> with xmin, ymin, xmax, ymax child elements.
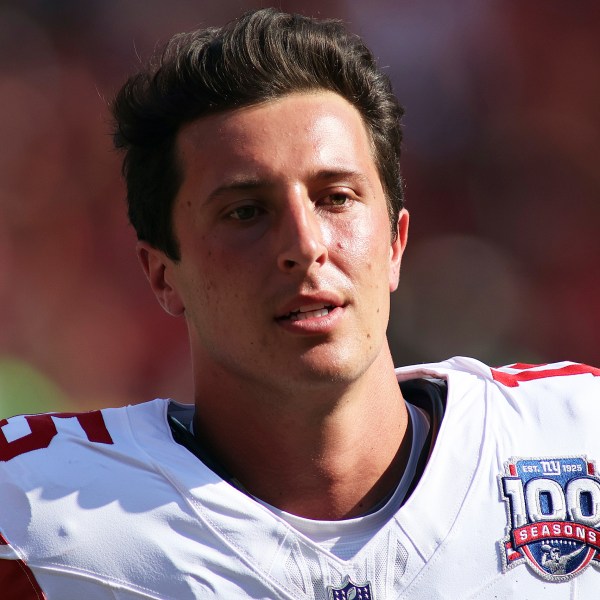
<box><xmin>0</xmin><ymin>411</ymin><xmax>113</xmax><ymax>462</ymax></box>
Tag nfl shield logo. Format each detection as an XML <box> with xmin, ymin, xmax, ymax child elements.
<box><xmin>499</xmin><ymin>456</ymin><xmax>600</xmax><ymax>581</ymax></box>
<box><xmin>327</xmin><ymin>575</ymin><xmax>373</xmax><ymax>599</ymax></box>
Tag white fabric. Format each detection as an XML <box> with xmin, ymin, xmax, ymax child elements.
<box><xmin>1</xmin><ymin>357</ymin><xmax>600</xmax><ymax>599</ymax></box>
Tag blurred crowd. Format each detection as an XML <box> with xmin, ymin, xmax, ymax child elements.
<box><xmin>1</xmin><ymin>0</ymin><xmax>599</xmax><ymax>417</ymax></box>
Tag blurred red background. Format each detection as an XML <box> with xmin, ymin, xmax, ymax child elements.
<box><xmin>1</xmin><ymin>0</ymin><xmax>599</xmax><ymax>416</ymax></box>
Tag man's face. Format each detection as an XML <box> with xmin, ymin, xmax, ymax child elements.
<box><xmin>142</xmin><ymin>92</ymin><xmax>408</xmax><ymax>393</ymax></box>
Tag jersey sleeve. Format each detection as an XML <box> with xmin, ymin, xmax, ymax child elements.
<box><xmin>0</xmin><ymin>533</ymin><xmax>46</xmax><ymax>600</ymax></box>
<box><xmin>0</xmin><ymin>409</ymin><xmax>116</xmax><ymax>600</ymax></box>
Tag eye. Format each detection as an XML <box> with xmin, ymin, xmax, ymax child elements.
<box><xmin>227</xmin><ymin>205</ymin><xmax>264</xmax><ymax>221</ymax></box>
<box><xmin>329</xmin><ymin>193</ymin><xmax>348</xmax><ymax>206</ymax></box>
<box><xmin>321</xmin><ymin>192</ymin><xmax>354</xmax><ymax>208</ymax></box>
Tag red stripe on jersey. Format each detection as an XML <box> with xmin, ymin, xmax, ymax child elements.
<box><xmin>507</xmin><ymin>363</ymin><xmax>548</xmax><ymax>370</ymax></box>
<box><xmin>491</xmin><ymin>363</ymin><xmax>600</xmax><ymax>387</ymax></box>
<box><xmin>0</xmin><ymin>534</ymin><xmax>46</xmax><ymax>599</ymax></box>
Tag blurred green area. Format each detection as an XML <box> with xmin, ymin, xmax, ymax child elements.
<box><xmin>0</xmin><ymin>357</ymin><xmax>70</xmax><ymax>419</ymax></box>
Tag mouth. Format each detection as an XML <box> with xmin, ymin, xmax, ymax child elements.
<box><xmin>277</xmin><ymin>303</ymin><xmax>337</xmax><ymax>322</ymax></box>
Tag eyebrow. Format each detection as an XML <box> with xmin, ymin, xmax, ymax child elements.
<box><xmin>315</xmin><ymin>169</ymin><xmax>372</xmax><ymax>187</ymax></box>
<box><xmin>205</xmin><ymin>169</ymin><xmax>372</xmax><ymax>204</ymax></box>
<box><xmin>205</xmin><ymin>178</ymin><xmax>266</xmax><ymax>205</ymax></box>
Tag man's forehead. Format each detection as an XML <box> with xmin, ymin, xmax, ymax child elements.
<box><xmin>174</xmin><ymin>92</ymin><xmax>380</xmax><ymax>196</ymax></box>
<box><xmin>177</xmin><ymin>91</ymin><xmax>371</xmax><ymax>153</ymax></box>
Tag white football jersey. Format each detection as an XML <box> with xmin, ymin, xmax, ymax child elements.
<box><xmin>1</xmin><ymin>357</ymin><xmax>600</xmax><ymax>599</ymax></box>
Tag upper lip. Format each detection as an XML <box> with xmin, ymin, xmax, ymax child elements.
<box><xmin>275</xmin><ymin>293</ymin><xmax>346</xmax><ymax>319</ymax></box>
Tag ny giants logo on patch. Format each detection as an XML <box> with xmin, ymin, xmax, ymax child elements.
<box><xmin>499</xmin><ymin>456</ymin><xmax>600</xmax><ymax>581</ymax></box>
<box><xmin>327</xmin><ymin>576</ymin><xmax>372</xmax><ymax>600</ymax></box>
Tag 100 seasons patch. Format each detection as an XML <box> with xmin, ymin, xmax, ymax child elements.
<box><xmin>499</xmin><ymin>456</ymin><xmax>600</xmax><ymax>581</ymax></box>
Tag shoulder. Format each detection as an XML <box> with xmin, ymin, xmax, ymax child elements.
<box><xmin>0</xmin><ymin>399</ymin><xmax>198</xmax><ymax>578</ymax></box>
<box><xmin>0</xmin><ymin>399</ymin><xmax>177</xmax><ymax>511</ymax></box>
<box><xmin>396</xmin><ymin>356</ymin><xmax>600</xmax><ymax>427</ymax></box>
<box><xmin>0</xmin><ymin>398</ymin><xmax>170</xmax><ymax>464</ymax></box>
<box><xmin>396</xmin><ymin>356</ymin><xmax>600</xmax><ymax>395</ymax></box>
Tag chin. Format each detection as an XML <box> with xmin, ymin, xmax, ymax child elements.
<box><xmin>291</xmin><ymin>350</ymin><xmax>375</xmax><ymax>387</ymax></box>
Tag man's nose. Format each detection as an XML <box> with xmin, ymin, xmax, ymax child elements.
<box><xmin>276</xmin><ymin>191</ymin><xmax>328</xmax><ymax>274</ymax></box>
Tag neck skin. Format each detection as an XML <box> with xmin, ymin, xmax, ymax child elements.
<box><xmin>191</xmin><ymin>345</ymin><xmax>409</xmax><ymax>521</ymax></box>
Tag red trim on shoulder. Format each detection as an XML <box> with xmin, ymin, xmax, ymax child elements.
<box><xmin>491</xmin><ymin>363</ymin><xmax>600</xmax><ymax>387</ymax></box>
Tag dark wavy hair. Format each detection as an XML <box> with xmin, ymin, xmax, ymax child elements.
<box><xmin>112</xmin><ymin>8</ymin><xmax>404</xmax><ymax>260</ymax></box>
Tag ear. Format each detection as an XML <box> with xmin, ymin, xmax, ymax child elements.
<box><xmin>389</xmin><ymin>208</ymin><xmax>409</xmax><ymax>292</ymax></box>
<box><xmin>136</xmin><ymin>242</ymin><xmax>185</xmax><ymax>316</ymax></box>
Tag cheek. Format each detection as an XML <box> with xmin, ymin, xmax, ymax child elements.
<box><xmin>177</xmin><ymin>250</ymin><xmax>225</xmax><ymax>312</ymax></box>
<box><xmin>188</xmin><ymin>247</ymin><xmax>260</xmax><ymax>315</ymax></box>
<box><xmin>332</xmin><ymin>214</ymin><xmax>390</xmax><ymax>274</ymax></box>
<box><xmin>332</xmin><ymin>214</ymin><xmax>369</xmax><ymax>252</ymax></box>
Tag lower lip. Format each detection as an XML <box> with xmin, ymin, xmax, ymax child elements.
<box><xmin>276</xmin><ymin>306</ymin><xmax>345</xmax><ymax>335</ymax></box>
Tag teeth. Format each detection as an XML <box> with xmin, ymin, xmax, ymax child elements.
<box><xmin>290</xmin><ymin>307</ymin><xmax>331</xmax><ymax>321</ymax></box>
<box><xmin>297</xmin><ymin>303</ymin><xmax>327</xmax><ymax>313</ymax></box>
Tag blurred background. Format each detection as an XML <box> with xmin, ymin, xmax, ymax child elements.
<box><xmin>1</xmin><ymin>0</ymin><xmax>599</xmax><ymax>417</ymax></box>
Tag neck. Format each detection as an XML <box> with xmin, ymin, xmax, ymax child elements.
<box><xmin>192</xmin><ymin>348</ymin><xmax>409</xmax><ymax>520</ymax></box>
